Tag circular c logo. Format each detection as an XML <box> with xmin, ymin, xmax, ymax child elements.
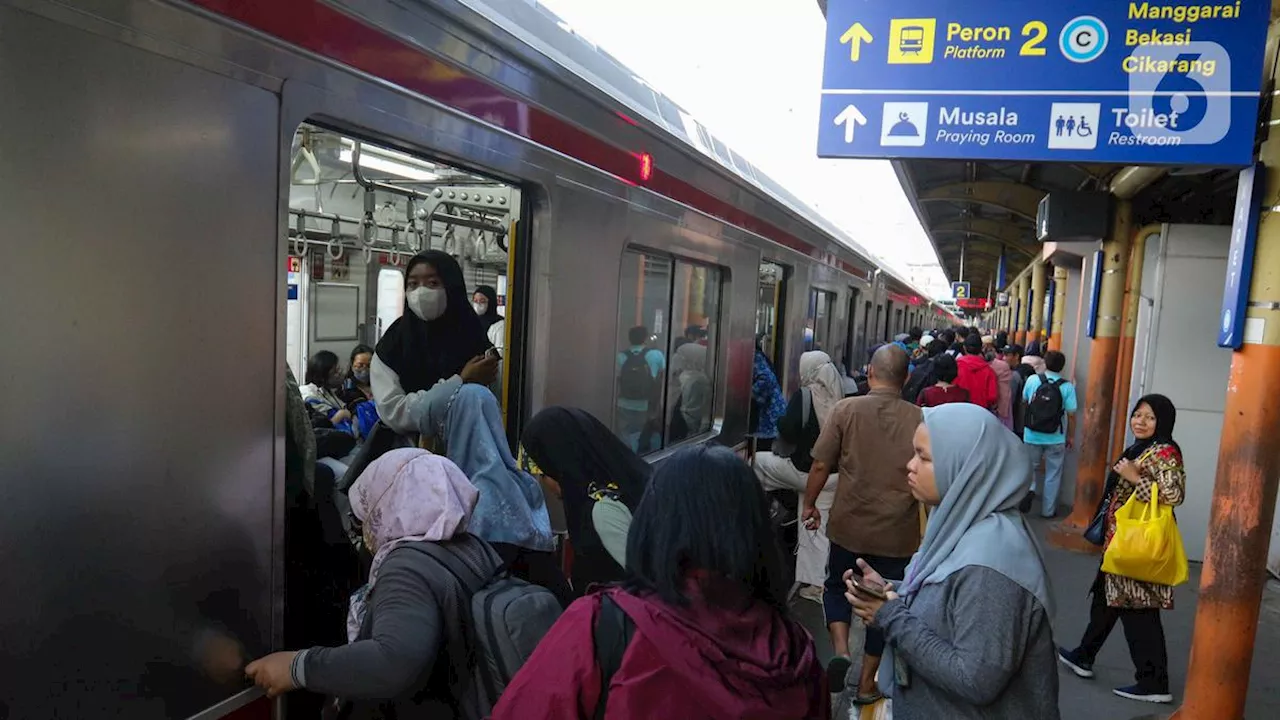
<box><xmin>1060</xmin><ymin>16</ymin><xmax>1108</xmax><ymax>63</ymax></box>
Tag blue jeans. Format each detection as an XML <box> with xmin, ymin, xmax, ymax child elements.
<box><xmin>1028</xmin><ymin>442</ymin><xmax>1067</xmax><ymax>517</ymax></box>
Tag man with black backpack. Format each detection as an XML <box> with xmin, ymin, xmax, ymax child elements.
<box><xmin>1020</xmin><ymin>350</ymin><xmax>1077</xmax><ymax>518</ymax></box>
<box><xmin>615</xmin><ymin>326</ymin><xmax>665</xmax><ymax>452</ymax></box>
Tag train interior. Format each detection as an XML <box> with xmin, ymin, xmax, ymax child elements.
<box><xmin>286</xmin><ymin>122</ymin><xmax>521</xmax><ymax>416</ymax></box>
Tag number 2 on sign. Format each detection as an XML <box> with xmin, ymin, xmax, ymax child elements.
<box><xmin>1020</xmin><ymin>21</ymin><xmax>1047</xmax><ymax>56</ymax></box>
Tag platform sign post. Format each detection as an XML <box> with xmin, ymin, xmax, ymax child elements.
<box><xmin>818</xmin><ymin>1</ymin><xmax>1269</xmax><ymax>166</ymax></box>
<box><xmin>951</xmin><ymin>281</ymin><xmax>970</xmax><ymax>301</ymax></box>
<box><xmin>1218</xmin><ymin>163</ymin><xmax>1265</xmax><ymax>349</ymax></box>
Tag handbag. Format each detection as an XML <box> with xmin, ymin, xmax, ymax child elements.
<box><xmin>1101</xmin><ymin>485</ymin><xmax>1189</xmax><ymax>586</ymax></box>
<box><xmin>1084</xmin><ymin>501</ymin><xmax>1107</xmax><ymax>546</ymax></box>
<box><xmin>1084</xmin><ymin>474</ymin><xmax>1115</xmax><ymax>546</ymax></box>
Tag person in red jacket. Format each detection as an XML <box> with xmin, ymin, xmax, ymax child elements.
<box><xmin>489</xmin><ymin>445</ymin><xmax>828</xmax><ymax>720</ymax></box>
<box><xmin>954</xmin><ymin>334</ymin><xmax>998</xmax><ymax>413</ymax></box>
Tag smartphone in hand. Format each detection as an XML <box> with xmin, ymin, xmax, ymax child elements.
<box><xmin>849</xmin><ymin>574</ymin><xmax>889</xmax><ymax>600</ymax></box>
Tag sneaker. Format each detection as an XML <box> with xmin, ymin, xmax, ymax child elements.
<box><xmin>1057</xmin><ymin>647</ymin><xmax>1094</xmax><ymax>678</ymax></box>
<box><xmin>826</xmin><ymin>656</ymin><xmax>852</xmax><ymax>693</ymax></box>
<box><xmin>1113</xmin><ymin>684</ymin><xmax>1173</xmax><ymax>703</ymax></box>
<box><xmin>798</xmin><ymin>585</ymin><xmax>824</xmax><ymax>605</ymax></box>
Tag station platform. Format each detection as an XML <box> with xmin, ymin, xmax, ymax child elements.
<box><xmin>793</xmin><ymin>515</ymin><xmax>1280</xmax><ymax>719</ymax></box>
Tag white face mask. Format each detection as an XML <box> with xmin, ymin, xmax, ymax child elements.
<box><xmin>472</xmin><ymin>301</ymin><xmax>488</xmax><ymax>315</ymax></box>
<box><xmin>406</xmin><ymin>286</ymin><xmax>446</xmax><ymax>321</ymax></box>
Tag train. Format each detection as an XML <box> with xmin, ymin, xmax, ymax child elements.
<box><xmin>0</xmin><ymin>0</ymin><xmax>956</xmax><ymax>717</ymax></box>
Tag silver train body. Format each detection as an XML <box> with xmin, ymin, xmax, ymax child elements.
<box><xmin>0</xmin><ymin>0</ymin><xmax>950</xmax><ymax>717</ymax></box>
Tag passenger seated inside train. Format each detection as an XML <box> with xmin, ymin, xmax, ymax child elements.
<box><xmin>489</xmin><ymin>445</ymin><xmax>829</xmax><ymax>720</ymax></box>
<box><xmin>247</xmin><ymin>450</ymin><xmax>512</xmax><ymax>716</ymax></box>
<box><xmin>370</xmin><ymin>249</ymin><xmax>498</xmax><ymax>437</ymax></box>
<box><xmin>302</xmin><ymin>350</ymin><xmax>355</xmax><ymax>436</ymax></box>
<box><xmin>519</xmin><ymin>407</ymin><xmax>650</xmax><ymax>593</ymax></box>
<box><xmin>338</xmin><ymin>344</ymin><xmax>379</xmax><ymax>439</ymax></box>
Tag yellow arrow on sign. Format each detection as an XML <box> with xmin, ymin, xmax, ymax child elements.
<box><xmin>841</xmin><ymin>22</ymin><xmax>873</xmax><ymax>62</ymax></box>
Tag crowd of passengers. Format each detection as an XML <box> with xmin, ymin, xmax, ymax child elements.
<box><xmin>242</xmin><ymin>251</ymin><xmax>1187</xmax><ymax>719</ymax></box>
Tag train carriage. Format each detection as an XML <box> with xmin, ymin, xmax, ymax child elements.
<box><xmin>0</xmin><ymin>0</ymin><xmax>954</xmax><ymax>717</ymax></box>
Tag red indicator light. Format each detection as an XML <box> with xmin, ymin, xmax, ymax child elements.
<box><xmin>639</xmin><ymin>152</ymin><xmax>653</xmax><ymax>182</ymax></box>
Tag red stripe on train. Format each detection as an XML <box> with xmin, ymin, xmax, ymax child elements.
<box><xmin>186</xmin><ymin>0</ymin><xmax>855</xmax><ymax>269</ymax></box>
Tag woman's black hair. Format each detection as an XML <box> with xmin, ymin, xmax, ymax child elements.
<box><xmin>933</xmin><ymin>353</ymin><xmax>959</xmax><ymax>383</ymax></box>
<box><xmin>522</xmin><ymin>407</ymin><xmax>650</xmax><ymax>561</ymax></box>
<box><xmin>926</xmin><ymin>339</ymin><xmax>948</xmax><ymax>358</ymax></box>
<box><xmin>305</xmin><ymin>350</ymin><xmax>340</xmax><ymax>387</ymax></box>
<box><xmin>624</xmin><ymin>445</ymin><xmax>787</xmax><ymax>613</ymax></box>
<box><xmin>345</xmin><ymin>344</ymin><xmax>374</xmax><ymax>381</ymax></box>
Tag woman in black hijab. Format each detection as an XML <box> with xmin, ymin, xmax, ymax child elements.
<box><xmin>371</xmin><ymin>251</ymin><xmax>497</xmax><ymax>435</ymax></box>
<box><xmin>519</xmin><ymin>407</ymin><xmax>651</xmax><ymax>593</ymax></box>
<box><xmin>1058</xmin><ymin>393</ymin><xmax>1186</xmax><ymax>704</ymax></box>
<box><xmin>472</xmin><ymin>284</ymin><xmax>502</xmax><ymax>330</ymax></box>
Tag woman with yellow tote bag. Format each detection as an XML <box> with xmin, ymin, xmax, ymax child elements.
<box><xmin>1057</xmin><ymin>395</ymin><xmax>1186</xmax><ymax>705</ymax></box>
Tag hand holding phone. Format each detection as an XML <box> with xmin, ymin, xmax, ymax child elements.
<box><xmin>848</xmin><ymin>574</ymin><xmax>889</xmax><ymax>600</ymax></box>
<box><xmin>485</xmin><ymin>347</ymin><xmax>501</xmax><ymax>361</ymax></box>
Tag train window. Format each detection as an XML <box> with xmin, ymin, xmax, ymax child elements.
<box><xmin>285</xmin><ymin>122</ymin><xmax>522</xmax><ymax>421</ymax></box>
<box><xmin>615</xmin><ymin>251</ymin><xmax>673</xmax><ymax>453</ymax></box>
<box><xmin>805</xmin><ymin>289</ymin><xmax>836</xmax><ymax>352</ymax></box>
<box><xmin>613</xmin><ymin>250</ymin><xmax>722</xmax><ymax>454</ymax></box>
<box><xmin>756</xmin><ymin>261</ymin><xmax>786</xmax><ymax>366</ymax></box>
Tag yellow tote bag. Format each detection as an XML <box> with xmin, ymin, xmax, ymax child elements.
<box><xmin>1101</xmin><ymin>488</ymin><xmax>1188</xmax><ymax>586</ymax></box>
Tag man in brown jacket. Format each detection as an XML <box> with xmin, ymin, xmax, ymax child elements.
<box><xmin>802</xmin><ymin>343</ymin><xmax>922</xmax><ymax>704</ymax></box>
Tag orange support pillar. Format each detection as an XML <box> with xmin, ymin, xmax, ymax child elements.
<box><xmin>1106</xmin><ymin>225</ymin><xmax>1160</xmax><ymax>463</ymax></box>
<box><xmin>1171</xmin><ymin>118</ymin><xmax>1280</xmax><ymax>720</ymax></box>
<box><xmin>1012</xmin><ymin>275</ymin><xmax>1027</xmax><ymax>345</ymax></box>
<box><xmin>1047</xmin><ymin>265</ymin><xmax>1068</xmax><ymax>352</ymax></box>
<box><xmin>1050</xmin><ymin>200</ymin><xmax>1131</xmax><ymax>552</ymax></box>
<box><xmin>1029</xmin><ymin>260</ymin><xmax>1047</xmax><ymax>347</ymax></box>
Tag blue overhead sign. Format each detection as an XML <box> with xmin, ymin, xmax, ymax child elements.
<box><xmin>818</xmin><ymin>1</ymin><xmax>1268</xmax><ymax>165</ymax></box>
<box><xmin>951</xmin><ymin>281</ymin><xmax>971</xmax><ymax>300</ymax></box>
<box><xmin>1218</xmin><ymin>162</ymin><xmax>1264</xmax><ymax>348</ymax></box>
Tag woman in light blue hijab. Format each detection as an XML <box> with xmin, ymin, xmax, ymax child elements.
<box><xmin>846</xmin><ymin>403</ymin><xmax>1060</xmax><ymax>719</ymax></box>
<box><xmin>410</xmin><ymin>383</ymin><xmax>571</xmax><ymax>607</ymax></box>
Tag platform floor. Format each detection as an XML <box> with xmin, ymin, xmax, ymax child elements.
<box><xmin>793</xmin><ymin>515</ymin><xmax>1280</xmax><ymax>719</ymax></box>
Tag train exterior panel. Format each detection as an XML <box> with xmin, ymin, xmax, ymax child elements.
<box><xmin>0</xmin><ymin>0</ymin><xmax>953</xmax><ymax>717</ymax></box>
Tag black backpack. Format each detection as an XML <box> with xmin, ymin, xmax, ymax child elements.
<box><xmin>901</xmin><ymin>358</ymin><xmax>937</xmax><ymax>403</ymax></box>
<box><xmin>1024</xmin><ymin>374</ymin><xmax>1065</xmax><ymax>433</ymax></box>
<box><xmin>617</xmin><ymin>349</ymin><xmax>655</xmax><ymax>402</ymax></box>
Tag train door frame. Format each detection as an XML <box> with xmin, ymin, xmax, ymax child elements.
<box><xmin>845</xmin><ymin>285</ymin><xmax>862</xmax><ymax>371</ymax></box>
<box><xmin>279</xmin><ymin>105</ymin><xmax>535</xmax><ymax>436</ymax></box>
<box><xmin>757</xmin><ymin>259</ymin><xmax>789</xmax><ymax>376</ymax></box>
<box><xmin>276</xmin><ymin>80</ymin><xmax>548</xmax><ymax>656</ymax></box>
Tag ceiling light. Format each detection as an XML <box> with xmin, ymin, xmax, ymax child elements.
<box><xmin>339</xmin><ymin>148</ymin><xmax>439</xmax><ymax>182</ymax></box>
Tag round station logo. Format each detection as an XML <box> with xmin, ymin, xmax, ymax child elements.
<box><xmin>1059</xmin><ymin>16</ymin><xmax>1108</xmax><ymax>63</ymax></box>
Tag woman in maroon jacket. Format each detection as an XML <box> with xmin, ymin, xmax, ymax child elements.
<box><xmin>489</xmin><ymin>445</ymin><xmax>827</xmax><ymax>720</ymax></box>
